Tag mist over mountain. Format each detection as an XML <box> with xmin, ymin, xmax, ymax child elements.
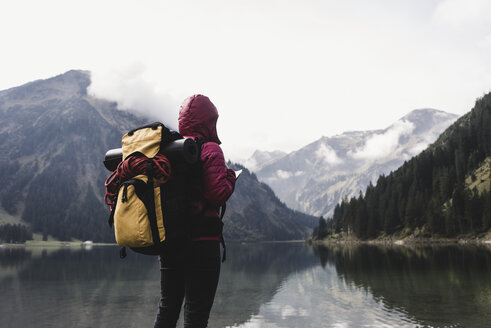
<box><xmin>253</xmin><ymin>109</ymin><xmax>459</xmax><ymax>218</ymax></box>
<box><xmin>0</xmin><ymin>70</ymin><xmax>315</xmax><ymax>242</ymax></box>
<box><xmin>243</xmin><ymin>150</ymin><xmax>287</xmax><ymax>172</ymax></box>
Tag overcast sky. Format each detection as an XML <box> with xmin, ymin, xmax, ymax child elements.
<box><xmin>1</xmin><ymin>0</ymin><xmax>491</xmax><ymax>161</ymax></box>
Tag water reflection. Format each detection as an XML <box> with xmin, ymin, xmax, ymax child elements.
<box><xmin>0</xmin><ymin>247</ymin><xmax>160</xmax><ymax>328</ymax></box>
<box><xmin>1</xmin><ymin>243</ymin><xmax>490</xmax><ymax>328</ymax></box>
<box><xmin>312</xmin><ymin>244</ymin><xmax>491</xmax><ymax>328</ymax></box>
<box><xmin>0</xmin><ymin>243</ymin><xmax>319</xmax><ymax>328</ymax></box>
<box><xmin>211</xmin><ymin>242</ymin><xmax>319</xmax><ymax>327</ymax></box>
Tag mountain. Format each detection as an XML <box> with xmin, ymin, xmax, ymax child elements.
<box><xmin>314</xmin><ymin>92</ymin><xmax>491</xmax><ymax>240</ymax></box>
<box><xmin>225</xmin><ymin>164</ymin><xmax>316</xmax><ymax>241</ymax></box>
<box><xmin>0</xmin><ymin>70</ymin><xmax>316</xmax><ymax>243</ymax></box>
<box><xmin>242</xmin><ymin>150</ymin><xmax>287</xmax><ymax>172</ymax></box>
<box><xmin>256</xmin><ymin>109</ymin><xmax>459</xmax><ymax>218</ymax></box>
<box><xmin>0</xmin><ymin>70</ymin><xmax>142</xmax><ymax>242</ymax></box>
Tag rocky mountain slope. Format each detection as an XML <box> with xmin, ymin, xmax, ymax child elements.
<box><xmin>225</xmin><ymin>164</ymin><xmax>316</xmax><ymax>241</ymax></box>
<box><xmin>255</xmin><ymin>109</ymin><xmax>459</xmax><ymax>218</ymax></box>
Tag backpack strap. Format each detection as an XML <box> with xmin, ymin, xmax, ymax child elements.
<box><xmin>143</xmin><ymin>165</ymin><xmax>161</xmax><ymax>247</ymax></box>
<box><xmin>219</xmin><ymin>204</ymin><xmax>227</xmax><ymax>262</ymax></box>
<box><xmin>194</xmin><ymin>137</ymin><xmax>206</xmax><ymax>152</ymax></box>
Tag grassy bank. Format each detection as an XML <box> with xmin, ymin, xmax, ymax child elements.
<box><xmin>307</xmin><ymin>230</ymin><xmax>491</xmax><ymax>246</ymax></box>
<box><xmin>0</xmin><ymin>240</ymin><xmax>115</xmax><ymax>248</ymax></box>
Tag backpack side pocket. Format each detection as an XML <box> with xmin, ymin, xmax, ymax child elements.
<box><xmin>113</xmin><ymin>176</ymin><xmax>153</xmax><ymax>247</ymax></box>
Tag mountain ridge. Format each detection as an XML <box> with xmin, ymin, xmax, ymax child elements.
<box><xmin>0</xmin><ymin>70</ymin><xmax>316</xmax><ymax>242</ymax></box>
<box><xmin>254</xmin><ymin>108</ymin><xmax>459</xmax><ymax>218</ymax></box>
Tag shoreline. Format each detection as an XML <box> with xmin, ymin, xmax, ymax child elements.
<box><xmin>0</xmin><ymin>239</ymin><xmax>307</xmax><ymax>248</ymax></box>
<box><xmin>0</xmin><ymin>241</ymin><xmax>116</xmax><ymax>248</ymax></box>
<box><xmin>308</xmin><ymin>230</ymin><xmax>491</xmax><ymax>247</ymax></box>
<box><xmin>4</xmin><ymin>238</ymin><xmax>490</xmax><ymax>249</ymax></box>
<box><xmin>308</xmin><ymin>237</ymin><xmax>491</xmax><ymax>247</ymax></box>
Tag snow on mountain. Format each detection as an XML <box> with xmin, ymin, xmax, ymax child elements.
<box><xmin>255</xmin><ymin>109</ymin><xmax>460</xmax><ymax>218</ymax></box>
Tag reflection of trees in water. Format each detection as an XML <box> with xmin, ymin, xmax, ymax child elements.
<box><xmin>0</xmin><ymin>248</ymin><xmax>33</xmax><ymax>282</ymax></box>
<box><xmin>225</xmin><ymin>242</ymin><xmax>316</xmax><ymax>274</ymax></box>
<box><xmin>0</xmin><ymin>247</ymin><xmax>160</xmax><ymax>328</ymax></box>
<box><xmin>211</xmin><ymin>242</ymin><xmax>319</xmax><ymax>328</ymax></box>
<box><xmin>0</xmin><ymin>243</ymin><xmax>320</xmax><ymax>328</ymax></box>
<box><xmin>0</xmin><ymin>248</ymin><xmax>32</xmax><ymax>269</ymax></box>
<box><xmin>1</xmin><ymin>247</ymin><xmax>157</xmax><ymax>283</ymax></box>
<box><xmin>313</xmin><ymin>244</ymin><xmax>491</xmax><ymax>327</ymax></box>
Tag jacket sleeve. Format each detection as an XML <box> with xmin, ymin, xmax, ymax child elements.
<box><xmin>201</xmin><ymin>142</ymin><xmax>236</xmax><ymax>206</ymax></box>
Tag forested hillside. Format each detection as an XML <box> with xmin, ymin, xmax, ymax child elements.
<box><xmin>313</xmin><ymin>92</ymin><xmax>491</xmax><ymax>240</ymax></box>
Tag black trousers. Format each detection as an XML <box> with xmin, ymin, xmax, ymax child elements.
<box><xmin>154</xmin><ymin>240</ymin><xmax>221</xmax><ymax>328</ymax></box>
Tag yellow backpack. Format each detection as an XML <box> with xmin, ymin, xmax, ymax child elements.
<box><xmin>104</xmin><ymin>122</ymin><xmax>200</xmax><ymax>258</ymax></box>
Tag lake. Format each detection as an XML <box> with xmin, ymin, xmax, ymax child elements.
<box><xmin>1</xmin><ymin>242</ymin><xmax>490</xmax><ymax>328</ymax></box>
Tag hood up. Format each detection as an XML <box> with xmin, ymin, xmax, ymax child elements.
<box><xmin>178</xmin><ymin>94</ymin><xmax>221</xmax><ymax>144</ymax></box>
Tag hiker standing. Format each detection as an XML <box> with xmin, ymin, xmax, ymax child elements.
<box><xmin>154</xmin><ymin>94</ymin><xmax>236</xmax><ymax>328</ymax></box>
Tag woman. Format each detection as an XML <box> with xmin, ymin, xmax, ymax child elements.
<box><xmin>154</xmin><ymin>94</ymin><xmax>236</xmax><ymax>328</ymax></box>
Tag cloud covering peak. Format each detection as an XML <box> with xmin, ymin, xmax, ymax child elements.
<box><xmin>349</xmin><ymin>120</ymin><xmax>415</xmax><ymax>160</ymax></box>
<box><xmin>316</xmin><ymin>143</ymin><xmax>342</xmax><ymax>165</ymax></box>
<box><xmin>88</xmin><ymin>63</ymin><xmax>179</xmax><ymax>129</ymax></box>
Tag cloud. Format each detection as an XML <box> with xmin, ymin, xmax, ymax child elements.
<box><xmin>408</xmin><ymin>142</ymin><xmax>429</xmax><ymax>156</ymax></box>
<box><xmin>272</xmin><ymin>170</ymin><xmax>304</xmax><ymax>180</ymax></box>
<box><xmin>349</xmin><ymin>120</ymin><xmax>415</xmax><ymax>160</ymax></box>
<box><xmin>88</xmin><ymin>63</ymin><xmax>179</xmax><ymax>129</ymax></box>
<box><xmin>277</xmin><ymin>170</ymin><xmax>292</xmax><ymax>179</ymax></box>
<box><xmin>316</xmin><ymin>143</ymin><xmax>342</xmax><ymax>165</ymax></box>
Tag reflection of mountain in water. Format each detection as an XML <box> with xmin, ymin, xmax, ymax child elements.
<box><xmin>0</xmin><ymin>243</ymin><xmax>319</xmax><ymax>328</ymax></box>
<box><xmin>0</xmin><ymin>247</ymin><xmax>33</xmax><ymax>282</ymax></box>
<box><xmin>211</xmin><ymin>243</ymin><xmax>319</xmax><ymax>327</ymax></box>
<box><xmin>4</xmin><ymin>244</ymin><xmax>491</xmax><ymax>327</ymax></box>
<box><xmin>0</xmin><ymin>247</ymin><xmax>160</xmax><ymax>328</ymax></box>
<box><xmin>313</xmin><ymin>244</ymin><xmax>491</xmax><ymax>327</ymax></box>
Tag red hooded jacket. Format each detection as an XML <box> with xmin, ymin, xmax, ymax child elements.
<box><xmin>178</xmin><ymin>95</ymin><xmax>236</xmax><ymax>224</ymax></box>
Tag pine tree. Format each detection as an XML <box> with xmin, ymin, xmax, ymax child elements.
<box><xmin>483</xmin><ymin>191</ymin><xmax>491</xmax><ymax>231</ymax></box>
<box><xmin>317</xmin><ymin>216</ymin><xmax>328</xmax><ymax>239</ymax></box>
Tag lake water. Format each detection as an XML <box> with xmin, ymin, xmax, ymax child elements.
<box><xmin>1</xmin><ymin>242</ymin><xmax>491</xmax><ymax>328</ymax></box>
